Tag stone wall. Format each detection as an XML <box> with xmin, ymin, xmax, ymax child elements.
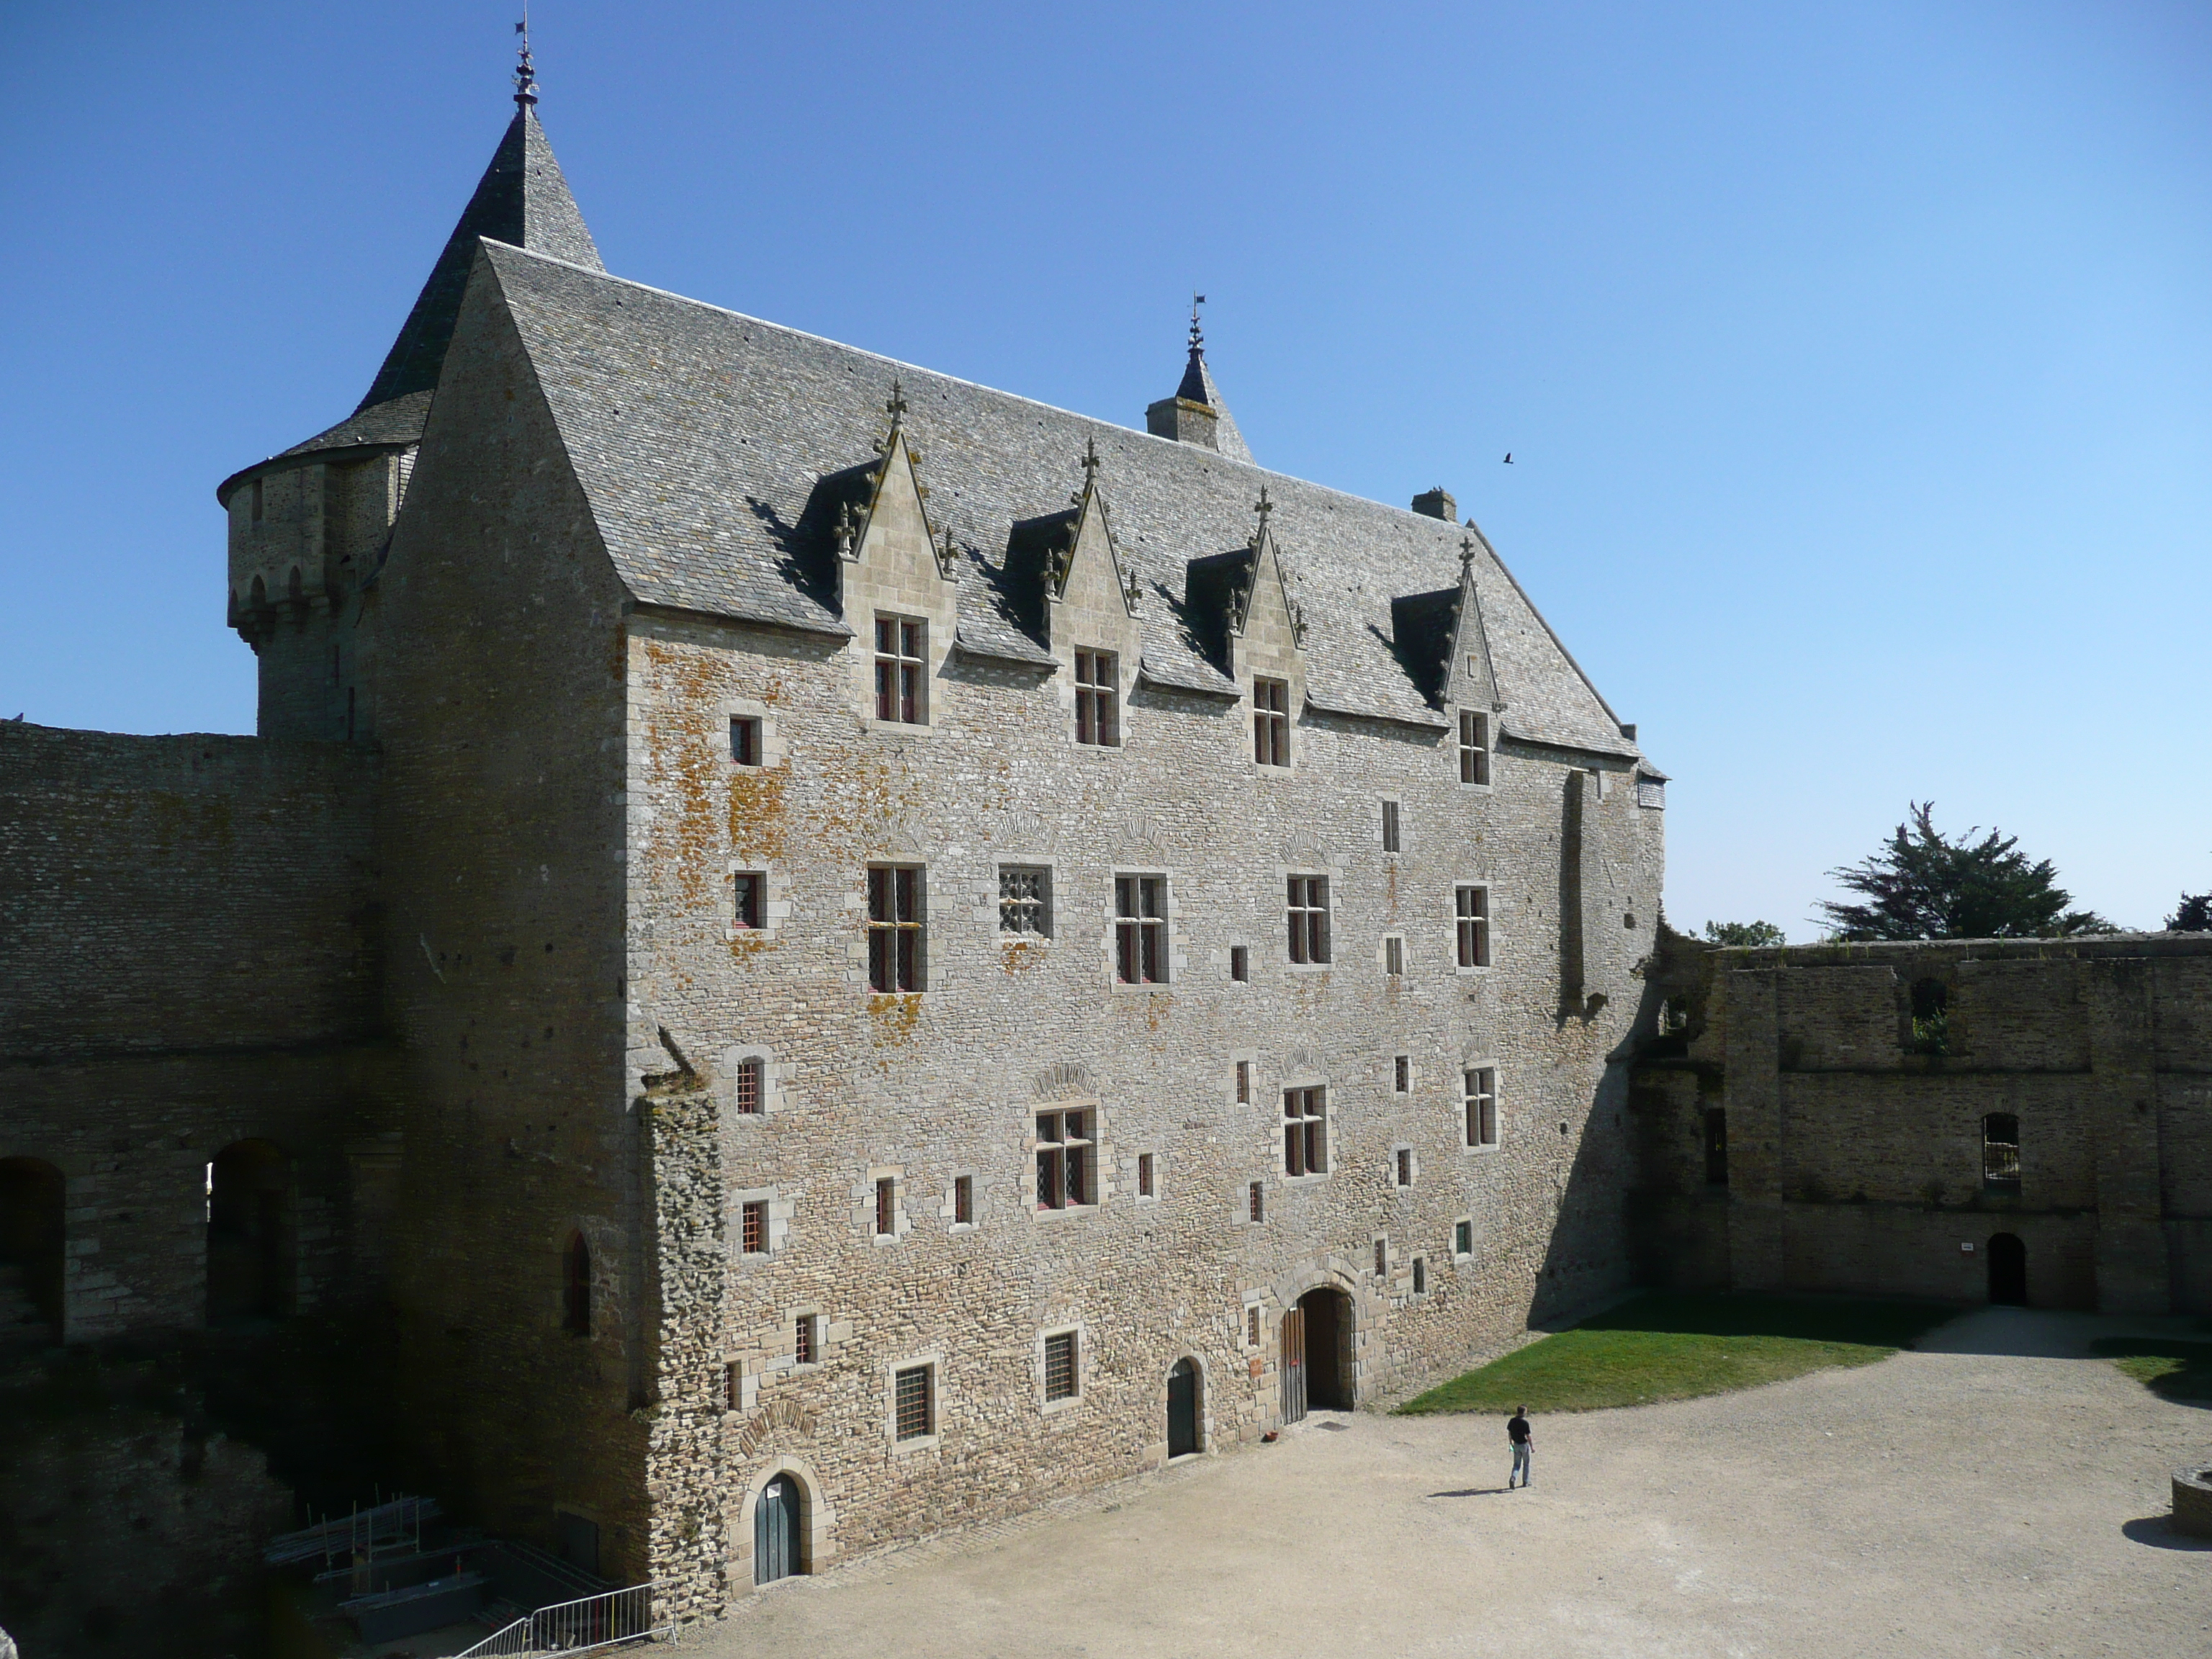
<box><xmin>1630</xmin><ymin>932</ymin><xmax>2212</xmax><ymax>1314</ymax></box>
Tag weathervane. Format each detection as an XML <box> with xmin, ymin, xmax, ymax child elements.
<box><xmin>513</xmin><ymin>9</ymin><xmax>538</xmax><ymax>109</ymax></box>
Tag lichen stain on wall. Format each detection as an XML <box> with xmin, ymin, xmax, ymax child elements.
<box><xmin>1001</xmin><ymin>939</ymin><xmax>1046</xmax><ymax>974</ymax></box>
<box><xmin>868</xmin><ymin>992</ymin><xmax>921</xmax><ymax>1043</ymax></box>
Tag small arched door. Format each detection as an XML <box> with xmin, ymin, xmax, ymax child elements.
<box><xmin>755</xmin><ymin>1475</ymin><xmax>801</xmax><ymax>1585</ymax></box>
<box><xmin>1166</xmin><ymin>1359</ymin><xmax>1201</xmax><ymax>1457</ymax></box>
<box><xmin>1987</xmin><ymin>1233</ymin><xmax>2027</xmax><ymax>1305</ymax></box>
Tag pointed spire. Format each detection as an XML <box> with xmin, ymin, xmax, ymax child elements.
<box><xmin>1146</xmin><ymin>295</ymin><xmax>1254</xmax><ymax>464</ymax></box>
<box><xmin>354</xmin><ymin>83</ymin><xmax>604</xmax><ymax>412</ymax></box>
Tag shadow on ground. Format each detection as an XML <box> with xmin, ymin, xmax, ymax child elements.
<box><xmin>2089</xmin><ymin>1339</ymin><xmax>2212</xmax><ymax>1408</ymax></box>
<box><xmin>2121</xmin><ymin>1516</ymin><xmax>2212</xmax><ymax>1552</ymax></box>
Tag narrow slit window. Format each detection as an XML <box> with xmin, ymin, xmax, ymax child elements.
<box><xmin>1115</xmin><ymin>875</ymin><xmax>1168</xmax><ymax>984</ymax></box>
<box><xmin>1282</xmin><ymin>1087</ymin><xmax>1328</xmax><ymax>1177</ymax></box>
<box><xmin>998</xmin><ymin>865</ymin><xmax>1051</xmax><ymax>937</ymax></box>
<box><xmin>742</xmin><ymin>1200</ymin><xmax>768</xmax><ymax>1255</ymax></box>
<box><xmin>894</xmin><ymin>1365</ymin><xmax>932</xmax><ymax>1440</ymax></box>
<box><xmin>1455</xmin><ymin>1219</ymin><xmax>1473</xmax><ymax>1257</ymax></box>
<box><xmin>1230</xmin><ymin>945</ymin><xmax>1249</xmax><ymax>982</ymax></box>
<box><xmin>729</xmin><ymin>716</ymin><xmax>761</xmax><ymax>765</ymax></box>
<box><xmin>724</xmin><ymin>1359</ymin><xmax>742</xmax><ymax>1410</ymax></box>
<box><xmin>1381</xmin><ymin>799</ymin><xmax>1401</xmax><ymax>853</ymax></box>
<box><xmin>867</xmin><ymin>866</ymin><xmax>925</xmax><ymax>992</ymax></box>
<box><xmin>1235</xmin><ymin>1060</ymin><xmax>1251</xmax><ymax>1104</ymax></box>
<box><xmin>1464</xmin><ymin>1067</ymin><xmax>1498</xmax><ymax>1147</ymax></box>
<box><xmin>734</xmin><ymin>1058</ymin><xmax>763</xmax><ymax>1115</ymax></box>
<box><xmin>1704</xmin><ymin>1108</ymin><xmax>1729</xmax><ymax>1187</ymax></box>
<box><xmin>1385</xmin><ymin>935</ymin><xmax>1405</xmax><ymax>976</ymax></box>
<box><xmin>732</xmin><ymin>872</ymin><xmax>764</xmax><ymax>930</ymax></box>
<box><xmin>251</xmin><ymin>477</ymin><xmax>265</xmax><ymax>524</ymax></box>
<box><xmin>1035</xmin><ymin>1110</ymin><xmax>1093</xmax><ymax>1209</ymax></box>
<box><xmin>1458</xmin><ymin>710</ymin><xmax>1490</xmax><ymax>785</ymax></box>
<box><xmin>1253</xmin><ymin>676</ymin><xmax>1290</xmax><ymax>766</ymax></box>
<box><xmin>794</xmin><ymin>1314</ymin><xmax>816</xmax><ymax>1365</ymax></box>
<box><xmin>1395</xmin><ymin>1148</ymin><xmax>1413</xmax><ymax>1187</ymax></box>
<box><xmin>1374</xmin><ymin>1238</ymin><xmax>1388</xmax><ymax>1277</ymax></box>
<box><xmin>875</xmin><ymin>616</ymin><xmax>926</xmax><ymax>724</ymax></box>
<box><xmin>1248</xmin><ymin>1306</ymin><xmax>1262</xmax><ymax>1346</ymax></box>
<box><xmin>953</xmin><ymin>1174</ymin><xmax>974</xmax><ymax>1225</ymax></box>
<box><xmin>1412</xmin><ymin>1256</ymin><xmax>1426</xmax><ymax>1295</ymax></box>
<box><xmin>1287</xmin><ymin>876</ymin><xmax>1331</xmax><ymax>965</ymax></box>
<box><xmin>1074</xmin><ymin>649</ymin><xmax>1118</xmax><ymax>746</ymax></box>
<box><xmin>1455</xmin><ymin>885</ymin><xmax>1491</xmax><ymax>968</ymax></box>
<box><xmin>1137</xmin><ymin>1152</ymin><xmax>1156</xmax><ymax>1198</ymax></box>
<box><xmin>1249</xmin><ymin>1181</ymin><xmax>1264</xmax><ymax>1223</ymax></box>
<box><xmin>1394</xmin><ymin>1055</ymin><xmax>1411</xmax><ymax>1094</ymax></box>
<box><xmin>1044</xmin><ymin>1331</ymin><xmax>1079</xmax><ymax>1402</ymax></box>
<box><xmin>562</xmin><ymin>1232</ymin><xmax>591</xmax><ymax>1336</ymax></box>
<box><xmin>875</xmin><ymin>1177</ymin><xmax>896</xmax><ymax>1238</ymax></box>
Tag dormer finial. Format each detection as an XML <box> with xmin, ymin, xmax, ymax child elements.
<box><xmin>1459</xmin><ymin>534</ymin><xmax>1478</xmax><ymax>572</ymax></box>
<box><xmin>513</xmin><ymin>10</ymin><xmax>539</xmax><ymax>109</ymax></box>
<box><xmin>1189</xmin><ymin>292</ymin><xmax>1207</xmax><ymax>354</ymax></box>
<box><xmin>886</xmin><ymin>379</ymin><xmax>909</xmax><ymax>423</ymax></box>
<box><xmin>1082</xmin><ymin>436</ymin><xmax>1101</xmax><ymax>482</ymax></box>
<box><xmin>1252</xmin><ymin>485</ymin><xmax>1273</xmax><ymax>540</ymax></box>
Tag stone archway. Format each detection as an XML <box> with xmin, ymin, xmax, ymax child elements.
<box><xmin>734</xmin><ymin>1446</ymin><xmax>837</xmax><ymax>1591</ymax></box>
<box><xmin>1166</xmin><ymin>1356</ymin><xmax>1203</xmax><ymax>1457</ymax></box>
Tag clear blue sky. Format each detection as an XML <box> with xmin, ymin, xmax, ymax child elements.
<box><xmin>2</xmin><ymin>2</ymin><xmax>2206</xmax><ymax>936</ymax></box>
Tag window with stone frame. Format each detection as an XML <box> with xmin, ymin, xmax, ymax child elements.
<box><xmin>794</xmin><ymin>1313</ymin><xmax>819</xmax><ymax>1365</ymax></box>
<box><xmin>999</xmin><ymin>865</ymin><xmax>1051</xmax><ymax>938</ymax></box>
<box><xmin>1287</xmin><ymin>875</ymin><xmax>1331</xmax><ymax>965</ymax></box>
<box><xmin>734</xmin><ymin>1057</ymin><xmax>764</xmax><ymax>1115</ymax></box>
<box><xmin>1043</xmin><ymin>1329</ymin><xmax>1079</xmax><ymax>1402</ymax></box>
<box><xmin>1035</xmin><ymin>1109</ymin><xmax>1094</xmax><ymax>1210</ymax></box>
<box><xmin>1115</xmin><ymin>875</ymin><xmax>1168</xmax><ymax>984</ymax></box>
<box><xmin>894</xmin><ymin>1364</ymin><xmax>932</xmax><ymax>1440</ymax></box>
<box><xmin>1235</xmin><ymin>1059</ymin><xmax>1251</xmax><ymax>1104</ymax></box>
<box><xmin>724</xmin><ymin>1359</ymin><xmax>743</xmax><ymax>1410</ymax></box>
<box><xmin>1137</xmin><ymin>1152</ymin><xmax>1156</xmax><ymax>1198</ymax></box>
<box><xmin>1455</xmin><ymin>1219</ymin><xmax>1474</xmax><ymax>1258</ymax></box>
<box><xmin>1982</xmin><ymin>1112</ymin><xmax>2020</xmax><ymax>1192</ymax></box>
<box><xmin>1395</xmin><ymin>1147</ymin><xmax>1413</xmax><ymax>1187</ymax></box>
<box><xmin>874</xmin><ymin>615</ymin><xmax>927</xmax><ymax>724</ymax></box>
<box><xmin>1230</xmin><ymin>945</ymin><xmax>1250</xmax><ymax>982</ymax></box>
<box><xmin>1249</xmin><ymin>1181</ymin><xmax>1264</xmax><ymax>1223</ymax></box>
<box><xmin>729</xmin><ymin>715</ymin><xmax>762</xmax><ymax>765</ymax></box>
<box><xmin>953</xmin><ymin>1174</ymin><xmax>974</xmax><ymax>1225</ymax></box>
<box><xmin>1385</xmin><ymin>935</ymin><xmax>1405</xmax><ymax>976</ymax></box>
<box><xmin>1248</xmin><ymin>1306</ymin><xmax>1262</xmax><ymax>1346</ymax></box>
<box><xmin>1455</xmin><ymin>884</ymin><xmax>1491</xmax><ymax>968</ymax></box>
<box><xmin>1282</xmin><ymin>1087</ymin><xmax>1328</xmax><ymax>1177</ymax></box>
<box><xmin>732</xmin><ymin>871</ymin><xmax>765</xmax><ymax>930</ymax></box>
<box><xmin>1074</xmin><ymin>649</ymin><xmax>1118</xmax><ymax>746</ymax></box>
<box><xmin>741</xmin><ymin>1200</ymin><xmax>768</xmax><ymax>1255</ymax></box>
<box><xmin>1464</xmin><ymin>1067</ymin><xmax>1498</xmax><ymax>1148</ymax></box>
<box><xmin>1253</xmin><ymin>676</ymin><xmax>1290</xmax><ymax>766</ymax></box>
<box><xmin>1374</xmin><ymin>1237</ymin><xmax>1388</xmax><ymax>1277</ymax></box>
<box><xmin>875</xmin><ymin>1177</ymin><xmax>897</xmax><ymax>1237</ymax></box>
<box><xmin>1411</xmin><ymin>1255</ymin><xmax>1427</xmax><ymax>1295</ymax></box>
<box><xmin>1393</xmin><ymin>1054</ymin><xmax>1411</xmax><ymax>1093</ymax></box>
<box><xmin>867</xmin><ymin>866</ymin><xmax>925</xmax><ymax>991</ymax></box>
<box><xmin>1380</xmin><ymin>798</ymin><xmax>1401</xmax><ymax>853</ymax></box>
<box><xmin>1458</xmin><ymin>709</ymin><xmax>1490</xmax><ymax>785</ymax></box>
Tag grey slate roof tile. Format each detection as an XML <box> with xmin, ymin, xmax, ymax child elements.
<box><xmin>475</xmin><ymin>240</ymin><xmax>1641</xmax><ymax>761</ymax></box>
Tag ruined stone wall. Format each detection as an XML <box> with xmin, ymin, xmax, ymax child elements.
<box><xmin>369</xmin><ymin>269</ymin><xmax>646</xmax><ymax>1581</ymax></box>
<box><xmin>621</xmin><ymin>595</ymin><xmax>1664</xmax><ymax>1607</ymax></box>
<box><xmin>1629</xmin><ymin>934</ymin><xmax>2212</xmax><ymax>1314</ymax></box>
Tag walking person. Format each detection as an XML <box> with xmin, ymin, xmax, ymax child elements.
<box><xmin>1506</xmin><ymin>1406</ymin><xmax>1534</xmax><ymax>1489</ymax></box>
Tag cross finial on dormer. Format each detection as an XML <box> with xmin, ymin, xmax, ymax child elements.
<box><xmin>886</xmin><ymin>380</ymin><xmax>909</xmax><ymax>422</ymax></box>
<box><xmin>513</xmin><ymin>10</ymin><xmax>539</xmax><ymax>108</ymax></box>
<box><xmin>1460</xmin><ymin>534</ymin><xmax>1478</xmax><ymax>572</ymax></box>
<box><xmin>1082</xmin><ymin>437</ymin><xmax>1101</xmax><ymax>484</ymax></box>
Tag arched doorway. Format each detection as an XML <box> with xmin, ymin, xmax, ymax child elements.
<box><xmin>207</xmin><ymin>1140</ymin><xmax>291</xmax><ymax>1323</ymax></box>
<box><xmin>1987</xmin><ymin>1233</ymin><xmax>2027</xmax><ymax>1305</ymax></box>
<box><xmin>755</xmin><ymin>1475</ymin><xmax>803</xmax><ymax>1585</ymax></box>
<box><xmin>0</xmin><ymin>1158</ymin><xmax>65</xmax><ymax>1345</ymax></box>
<box><xmin>1281</xmin><ymin>1286</ymin><xmax>1355</xmax><ymax>1423</ymax></box>
<box><xmin>1166</xmin><ymin>1358</ymin><xmax>1202</xmax><ymax>1457</ymax></box>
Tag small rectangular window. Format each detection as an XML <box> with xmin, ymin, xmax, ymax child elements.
<box><xmin>1249</xmin><ymin>1181</ymin><xmax>1264</xmax><ymax>1223</ymax></box>
<box><xmin>1380</xmin><ymin>799</ymin><xmax>1401</xmax><ymax>853</ymax></box>
<box><xmin>1287</xmin><ymin>876</ymin><xmax>1331</xmax><ymax>965</ymax></box>
<box><xmin>875</xmin><ymin>1177</ymin><xmax>896</xmax><ymax>1237</ymax></box>
<box><xmin>1704</xmin><ymin>1108</ymin><xmax>1729</xmax><ymax>1187</ymax></box>
<box><xmin>1282</xmin><ymin>1087</ymin><xmax>1328</xmax><ymax>1177</ymax></box>
<box><xmin>795</xmin><ymin>1314</ymin><xmax>816</xmax><ymax>1365</ymax></box>
<box><xmin>1044</xmin><ymin>1330</ymin><xmax>1079</xmax><ymax>1401</ymax></box>
<box><xmin>729</xmin><ymin>716</ymin><xmax>761</xmax><ymax>765</ymax></box>
<box><xmin>732</xmin><ymin>872</ymin><xmax>764</xmax><ymax>930</ymax></box>
<box><xmin>1455</xmin><ymin>885</ymin><xmax>1491</xmax><ymax>968</ymax></box>
<box><xmin>742</xmin><ymin>1200</ymin><xmax>768</xmax><ymax>1254</ymax></box>
<box><xmin>734</xmin><ymin>1057</ymin><xmax>763</xmax><ymax>1115</ymax></box>
<box><xmin>999</xmin><ymin>865</ymin><xmax>1051</xmax><ymax>937</ymax></box>
<box><xmin>875</xmin><ymin>616</ymin><xmax>926</xmax><ymax>724</ymax></box>
<box><xmin>1248</xmin><ymin>1306</ymin><xmax>1262</xmax><ymax>1346</ymax></box>
<box><xmin>250</xmin><ymin>477</ymin><xmax>266</xmax><ymax>523</ymax></box>
<box><xmin>1395</xmin><ymin>1147</ymin><xmax>1413</xmax><ymax>1187</ymax></box>
<box><xmin>868</xmin><ymin>866</ymin><xmax>925</xmax><ymax>992</ymax></box>
<box><xmin>1137</xmin><ymin>1152</ymin><xmax>1155</xmax><ymax>1197</ymax></box>
<box><xmin>1230</xmin><ymin>945</ymin><xmax>1249</xmax><ymax>982</ymax></box>
<box><xmin>1074</xmin><ymin>649</ymin><xmax>1119</xmax><ymax>746</ymax></box>
<box><xmin>1393</xmin><ymin>1055</ymin><xmax>1410</xmax><ymax>1094</ymax></box>
<box><xmin>1982</xmin><ymin>1113</ymin><xmax>2020</xmax><ymax>1191</ymax></box>
<box><xmin>1464</xmin><ymin>1067</ymin><xmax>1498</xmax><ymax>1148</ymax></box>
<box><xmin>1115</xmin><ymin>875</ymin><xmax>1168</xmax><ymax>984</ymax></box>
<box><xmin>724</xmin><ymin>1359</ymin><xmax>742</xmax><ymax>1410</ymax></box>
<box><xmin>953</xmin><ymin>1174</ymin><xmax>974</xmax><ymax>1225</ymax></box>
<box><xmin>1455</xmin><ymin>1219</ymin><xmax>1473</xmax><ymax>1257</ymax></box>
<box><xmin>1458</xmin><ymin>710</ymin><xmax>1490</xmax><ymax>786</ymax></box>
<box><xmin>1411</xmin><ymin>1256</ymin><xmax>1426</xmax><ymax>1295</ymax></box>
<box><xmin>1253</xmin><ymin>676</ymin><xmax>1290</xmax><ymax>766</ymax></box>
<box><xmin>1374</xmin><ymin>1238</ymin><xmax>1388</xmax><ymax>1277</ymax></box>
<box><xmin>1385</xmin><ymin>935</ymin><xmax>1404</xmax><ymax>976</ymax></box>
<box><xmin>1235</xmin><ymin>1060</ymin><xmax>1251</xmax><ymax>1104</ymax></box>
<box><xmin>1035</xmin><ymin>1110</ymin><xmax>1093</xmax><ymax>1210</ymax></box>
<box><xmin>894</xmin><ymin>1364</ymin><xmax>932</xmax><ymax>1439</ymax></box>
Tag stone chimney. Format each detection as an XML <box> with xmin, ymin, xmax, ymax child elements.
<box><xmin>1411</xmin><ymin>487</ymin><xmax>1457</xmax><ymax>522</ymax></box>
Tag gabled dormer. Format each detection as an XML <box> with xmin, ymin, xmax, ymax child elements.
<box><xmin>1007</xmin><ymin>442</ymin><xmax>1144</xmax><ymax>748</ymax></box>
<box><xmin>1393</xmin><ymin>534</ymin><xmax>1503</xmax><ymax>716</ymax></box>
<box><xmin>1186</xmin><ymin>489</ymin><xmax>1308</xmax><ymax>769</ymax></box>
<box><xmin>833</xmin><ymin>384</ymin><xmax>962</xmax><ymax>730</ymax></box>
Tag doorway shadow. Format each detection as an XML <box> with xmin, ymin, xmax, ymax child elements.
<box><xmin>2121</xmin><ymin>1516</ymin><xmax>2212</xmax><ymax>1552</ymax></box>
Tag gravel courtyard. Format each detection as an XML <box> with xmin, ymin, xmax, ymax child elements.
<box><xmin>693</xmin><ymin>1308</ymin><xmax>2209</xmax><ymax>1658</ymax></box>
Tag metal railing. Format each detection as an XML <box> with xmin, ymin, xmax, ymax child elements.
<box><xmin>457</xmin><ymin>1581</ymin><xmax>668</xmax><ymax>1658</ymax></box>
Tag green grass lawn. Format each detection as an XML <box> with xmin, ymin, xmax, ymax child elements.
<box><xmin>2090</xmin><ymin>1338</ymin><xmax>2212</xmax><ymax>1406</ymax></box>
<box><xmin>1396</xmin><ymin>1291</ymin><xmax>1956</xmax><ymax>1416</ymax></box>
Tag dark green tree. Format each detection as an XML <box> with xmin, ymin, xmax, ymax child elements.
<box><xmin>2170</xmin><ymin>893</ymin><xmax>2212</xmax><ymax>932</ymax></box>
<box><xmin>1817</xmin><ymin>802</ymin><xmax>2116</xmax><ymax>941</ymax></box>
<box><xmin>1701</xmin><ymin>920</ymin><xmax>1788</xmax><ymax>948</ymax></box>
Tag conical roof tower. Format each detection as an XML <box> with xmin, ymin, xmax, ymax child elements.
<box><xmin>1144</xmin><ymin>298</ymin><xmax>1252</xmax><ymax>464</ymax></box>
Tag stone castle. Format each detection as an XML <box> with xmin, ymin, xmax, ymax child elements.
<box><xmin>1</xmin><ymin>80</ymin><xmax>2205</xmax><ymax>1641</ymax></box>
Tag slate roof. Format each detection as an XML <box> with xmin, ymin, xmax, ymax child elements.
<box><xmin>476</xmin><ymin>240</ymin><xmax>1642</xmax><ymax>760</ymax></box>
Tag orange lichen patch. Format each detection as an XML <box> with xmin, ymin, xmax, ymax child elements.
<box><xmin>728</xmin><ymin>928</ymin><xmax>772</xmax><ymax>963</ymax></box>
<box><xmin>868</xmin><ymin>993</ymin><xmax>921</xmax><ymax>1043</ymax></box>
<box><xmin>1001</xmin><ymin>940</ymin><xmax>1047</xmax><ymax>974</ymax></box>
<box><xmin>637</xmin><ymin>637</ymin><xmax>731</xmax><ymax>909</ymax></box>
<box><xmin>726</xmin><ymin>761</ymin><xmax>788</xmax><ymax>862</ymax></box>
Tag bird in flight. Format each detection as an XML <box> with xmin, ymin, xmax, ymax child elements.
<box><xmin>1502</xmin><ymin>453</ymin><xmax>1514</xmax><ymax>464</ymax></box>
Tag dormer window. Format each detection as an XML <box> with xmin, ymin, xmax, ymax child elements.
<box><xmin>875</xmin><ymin>616</ymin><xmax>926</xmax><ymax>724</ymax></box>
<box><xmin>1074</xmin><ymin>649</ymin><xmax>1119</xmax><ymax>746</ymax></box>
<box><xmin>1254</xmin><ymin>677</ymin><xmax>1290</xmax><ymax>767</ymax></box>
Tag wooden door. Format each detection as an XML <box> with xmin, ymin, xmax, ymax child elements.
<box><xmin>1280</xmin><ymin>1307</ymin><xmax>1307</xmax><ymax>1424</ymax></box>
<box><xmin>755</xmin><ymin>1475</ymin><xmax>799</xmax><ymax>1584</ymax></box>
<box><xmin>1167</xmin><ymin>1359</ymin><xmax>1200</xmax><ymax>1457</ymax></box>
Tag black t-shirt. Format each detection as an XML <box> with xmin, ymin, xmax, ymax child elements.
<box><xmin>1507</xmin><ymin>1415</ymin><xmax>1531</xmax><ymax>1443</ymax></box>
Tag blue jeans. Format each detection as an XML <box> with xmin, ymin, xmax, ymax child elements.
<box><xmin>1511</xmin><ymin>1442</ymin><xmax>1532</xmax><ymax>1486</ymax></box>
